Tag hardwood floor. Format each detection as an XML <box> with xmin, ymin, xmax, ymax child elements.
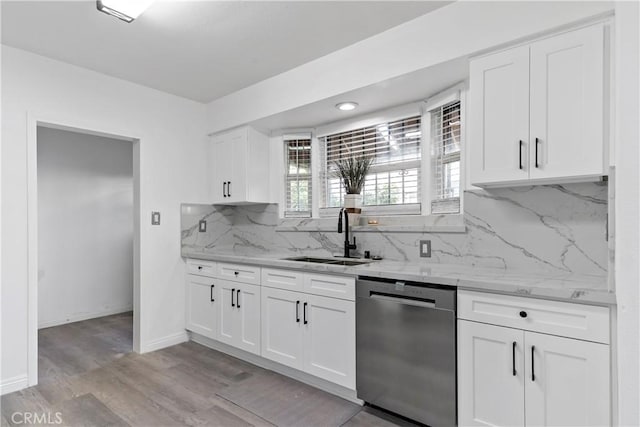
<box><xmin>2</xmin><ymin>313</ymin><xmax>416</xmax><ymax>427</ymax></box>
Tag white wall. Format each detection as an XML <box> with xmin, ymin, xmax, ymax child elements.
<box><xmin>613</xmin><ymin>2</ymin><xmax>640</xmax><ymax>425</ymax></box>
<box><xmin>205</xmin><ymin>1</ymin><xmax>614</xmax><ymax>134</ymax></box>
<box><xmin>37</xmin><ymin>127</ymin><xmax>133</xmax><ymax>328</ymax></box>
<box><xmin>1</xmin><ymin>46</ymin><xmax>207</xmax><ymax>392</ymax></box>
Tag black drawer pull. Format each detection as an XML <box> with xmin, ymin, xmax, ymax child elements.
<box><xmin>303</xmin><ymin>302</ymin><xmax>308</xmax><ymax>325</ymax></box>
<box><xmin>531</xmin><ymin>346</ymin><xmax>536</xmax><ymax>381</ymax></box>
<box><xmin>519</xmin><ymin>140</ymin><xmax>523</xmax><ymax>170</ymax></box>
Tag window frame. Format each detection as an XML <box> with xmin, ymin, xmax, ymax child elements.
<box><xmin>282</xmin><ymin>133</ymin><xmax>313</xmax><ymax>218</ymax></box>
<box><xmin>278</xmin><ymin>85</ymin><xmax>466</xmax><ymax>227</ymax></box>
<box><xmin>316</xmin><ymin>103</ymin><xmax>424</xmax><ymax>217</ymax></box>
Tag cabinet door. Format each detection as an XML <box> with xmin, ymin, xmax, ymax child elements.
<box><xmin>458</xmin><ymin>320</ymin><xmax>525</xmax><ymax>427</ymax></box>
<box><xmin>469</xmin><ymin>45</ymin><xmax>530</xmax><ymax>185</ymax></box>
<box><xmin>209</xmin><ymin>129</ymin><xmax>245</xmax><ymax>203</ymax></box>
<box><xmin>529</xmin><ymin>24</ymin><xmax>605</xmax><ymax>181</ymax></box>
<box><xmin>235</xmin><ymin>283</ymin><xmax>261</xmax><ymax>355</ymax></box>
<box><xmin>302</xmin><ymin>295</ymin><xmax>355</xmax><ymax>389</ymax></box>
<box><xmin>524</xmin><ymin>332</ymin><xmax>610</xmax><ymax>426</ymax></box>
<box><xmin>217</xmin><ymin>280</ymin><xmax>237</xmax><ymax>346</ymax></box>
<box><xmin>261</xmin><ymin>287</ymin><xmax>304</xmax><ymax>369</ymax></box>
<box><xmin>185</xmin><ymin>275</ymin><xmax>218</xmax><ymax>340</ymax></box>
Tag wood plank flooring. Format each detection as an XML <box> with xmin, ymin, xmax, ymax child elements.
<box><xmin>1</xmin><ymin>313</ymin><xmax>416</xmax><ymax>427</ymax></box>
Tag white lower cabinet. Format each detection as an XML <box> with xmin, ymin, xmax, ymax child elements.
<box><xmin>524</xmin><ymin>331</ymin><xmax>610</xmax><ymax>427</ymax></box>
<box><xmin>261</xmin><ymin>285</ymin><xmax>356</xmax><ymax>389</ymax></box>
<box><xmin>302</xmin><ymin>293</ymin><xmax>355</xmax><ymax>389</ymax></box>
<box><xmin>218</xmin><ymin>279</ymin><xmax>261</xmax><ymax>355</ymax></box>
<box><xmin>185</xmin><ymin>274</ymin><xmax>218</xmax><ymax>340</ymax></box>
<box><xmin>458</xmin><ymin>321</ymin><xmax>525</xmax><ymax>427</ymax></box>
<box><xmin>458</xmin><ymin>290</ymin><xmax>611</xmax><ymax>427</ymax></box>
<box><xmin>261</xmin><ymin>287</ymin><xmax>304</xmax><ymax>369</ymax></box>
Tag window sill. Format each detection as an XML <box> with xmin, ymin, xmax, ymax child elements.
<box><xmin>275</xmin><ymin>214</ymin><xmax>466</xmax><ymax>233</ymax></box>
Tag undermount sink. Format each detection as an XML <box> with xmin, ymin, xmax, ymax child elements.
<box><xmin>283</xmin><ymin>256</ymin><xmax>372</xmax><ymax>266</ymax></box>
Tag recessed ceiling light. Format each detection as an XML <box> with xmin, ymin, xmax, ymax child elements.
<box><xmin>335</xmin><ymin>102</ymin><xmax>359</xmax><ymax>111</ymax></box>
<box><xmin>97</xmin><ymin>0</ymin><xmax>155</xmax><ymax>23</ymax></box>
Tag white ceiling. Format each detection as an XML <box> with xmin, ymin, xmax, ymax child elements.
<box><xmin>1</xmin><ymin>1</ymin><xmax>451</xmax><ymax>103</ymax></box>
<box><xmin>251</xmin><ymin>56</ymin><xmax>468</xmax><ymax>131</ymax></box>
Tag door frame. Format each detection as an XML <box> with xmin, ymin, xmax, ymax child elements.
<box><xmin>26</xmin><ymin>111</ymin><xmax>143</xmax><ymax>386</ymax></box>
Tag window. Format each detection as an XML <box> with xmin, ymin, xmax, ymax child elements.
<box><xmin>284</xmin><ymin>137</ymin><xmax>312</xmax><ymax>217</ymax></box>
<box><xmin>430</xmin><ymin>100</ymin><xmax>461</xmax><ymax>214</ymax></box>
<box><xmin>319</xmin><ymin>115</ymin><xmax>422</xmax><ymax>215</ymax></box>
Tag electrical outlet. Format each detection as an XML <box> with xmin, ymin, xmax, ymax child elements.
<box><xmin>420</xmin><ymin>240</ymin><xmax>431</xmax><ymax>257</ymax></box>
<box><xmin>199</xmin><ymin>220</ymin><xmax>207</xmax><ymax>232</ymax></box>
<box><xmin>151</xmin><ymin>211</ymin><xmax>161</xmax><ymax>225</ymax></box>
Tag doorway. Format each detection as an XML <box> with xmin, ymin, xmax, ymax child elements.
<box><xmin>27</xmin><ymin>118</ymin><xmax>141</xmax><ymax>387</ymax></box>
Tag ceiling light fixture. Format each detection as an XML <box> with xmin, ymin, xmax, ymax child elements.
<box><xmin>97</xmin><ymin>0</ymin><xmax>155</xmax><ymax>23</ymax></box>
<box><xmin>335</xmin><ymin>102</ymin><xmax>359</xmax><ymax>112</ymax></box>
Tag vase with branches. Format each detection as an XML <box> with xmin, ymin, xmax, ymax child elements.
<box><xmin>333</xmin><ymin>156</ymin><xmax>373</xmax><ymax>222</ymax></box>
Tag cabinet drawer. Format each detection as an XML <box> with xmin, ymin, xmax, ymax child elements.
<box><xmin>458</xmin><ymin>290</ymin><xmax>609</xmax><ymax>344</ymax></box>
<box><xmin>217</xmin><ymin>262</ymin><xmax>261</xmax><ymax>285</ymax></box>
<box><xmin>186</xmin><ymin>259</ymin><xmax>217</xmax><ymax>277</ymax></box>
<box><xmin>303</xmin><ymin>273</ymin><xmax>355</xmax><ymax>301</ymax></box>
<box><xmin>262</xmin><ymin>268</ymin><xmax>304</xmax><ymax>292</ymax></box>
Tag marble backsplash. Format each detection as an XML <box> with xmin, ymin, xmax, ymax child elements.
<box><xmin>182</xmin><ymin>183</ymin><xmax>608</xmax><ymax>276</ymax></box>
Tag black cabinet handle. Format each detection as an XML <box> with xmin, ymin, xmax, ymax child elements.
<box><xmin>236</xmin><ymin>289</ymin><xmax>241</xmax><ymax>308</ymax></box>
<box><xmin>210</xmin><ymin>284</ymin><xmax>215</xmax><ymax>302</ymax></box>
<box><xmin>227</xmin><ymin>181</ymin><xmax>231</xmax><ymax>197</ymax></box>
<box><xmin>531</xmin><ymin>346</ymin><xmax>536</xmax><ymax>381</ymax></box>
<box><xmin>231</xmin><ymin>288</ymin><xmax>235</xmax><ymax>307</ymax></box>
<box><xmin>303</xmin><ymin>302</ymin><xmax>308</xmax><ymax>324</ymax></box>
<box><xmin>296</xmin><ymin>301</ymin><xmax>300</xmax><ymax>322</ymax></box>
<box><xmin>519</xmin><ymin>311</ymin><xmax>528</xmax><ymax>318</ymax></box>
<box><xmin>535</xmin><ymin>138</ymin><xmax>540</xmax><ymax>168</ymax></box>
<box><xmin>519</xmin><ymin>140</ymin><xmax>523</xmax><ymax>170</ymax></box>
<box><xmin>512</xmin><ymin>341</ymin><xmax>517</xmax><ymax>376</ymax></box>
<box><xmin>223</xmin><ymin>182</ymin><xmax>227</xmax><ymax>197</ymax></box>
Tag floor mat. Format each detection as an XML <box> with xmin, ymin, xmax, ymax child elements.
<box><xmin>216</xmin><ymin>371</ymin><xmax>360</xmax><ymax>427</ymax></box>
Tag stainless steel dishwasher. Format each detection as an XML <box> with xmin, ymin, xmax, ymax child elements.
<box><xmin>356</xmin><ymin>277</ymin><xmax>456</xmax><ymax>426</ymax></box>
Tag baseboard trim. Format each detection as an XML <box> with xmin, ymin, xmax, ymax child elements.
<box><xmin>1</xmin><ymin>375</ymin><xmax>29</xmax><ymax>396</ymax></box>
<box><xmin>38</xmin><ymin>306</ymin><xmax>133</xmax><ymax>329</ymax></box>
<box><xmin>141</xmin><ymin>331</ymin><xmax>189</xmax><ymax>353</ymax></box>
<box><xmin>189</xmin><ymin>332</ymin><xmax>362</xmax><ymax>404</ymax></box>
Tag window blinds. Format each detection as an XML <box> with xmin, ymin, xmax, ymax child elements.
<box><xmin>319</xmin><ymin>116</ymin><xmax>421</xmax><ymax>214</ymax></box>
<box><xmin>430</xmin><ymin>101</ymin><xmax>461</xmax><ymax>214</ymax></box>
<box><xmin>284</xmin><ymin>138</ymin><xmax>312</xmax><ymax>217</ymax></box>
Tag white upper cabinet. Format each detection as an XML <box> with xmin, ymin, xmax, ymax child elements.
<box><xmin>208</xmin><ymin>126</ymin><xmax>271</xmax><ymax>204</ymax></box>
<box><xmin>470</xmin><ymin>23</ymin><xmax>607</xmax><ymax>187</ymax></box>
<box><xmin>470</xmin><ymin>45</ymin><xmax>530</xmax><ymax>184</ymax></box>
<box><xmin>529</xmin><ymin>25</ymin><xmax>605</xmax><ymax>181</ymax></box>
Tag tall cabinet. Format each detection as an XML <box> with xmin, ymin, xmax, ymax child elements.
<box><xmin>208</xmin><ymin>126</ymin><xmax>271</xmax><ymax>204</ymax></box>
<box><xmin>469</xmin><ymin>23</ymin><xmax>607</xmax><ymax>187</ymax></box>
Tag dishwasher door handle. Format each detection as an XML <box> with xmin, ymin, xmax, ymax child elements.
<box><xmin>370</xmin><ymin>293</ymin><xmax>436</xmax><ymax>309</ymax></box>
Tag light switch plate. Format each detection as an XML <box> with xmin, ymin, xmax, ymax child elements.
<box><xmin>151</xmin><ymin>211</ymin><xmax>160</xmax><ymax>225</ymax></box>
<box><xmin>420</xmin><ymin>240</ymin><xmax>431</xmax><ymax>257</ymax></box>
<box><xmin>199</xmin><ymin>220</ymin><xmax>207</xmax><ymax>232</ymax></box>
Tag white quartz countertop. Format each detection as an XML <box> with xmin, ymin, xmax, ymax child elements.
<box><xmin>182</xmin><ymin>250</ymin><xmax>615</xmax><ymax>306</ymax></box>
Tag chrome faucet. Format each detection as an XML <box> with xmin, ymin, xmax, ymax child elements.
<box><xmin>337</xmin><ymin>208</ymin><xmax>357</xmax><ymax>258</ymax></box>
